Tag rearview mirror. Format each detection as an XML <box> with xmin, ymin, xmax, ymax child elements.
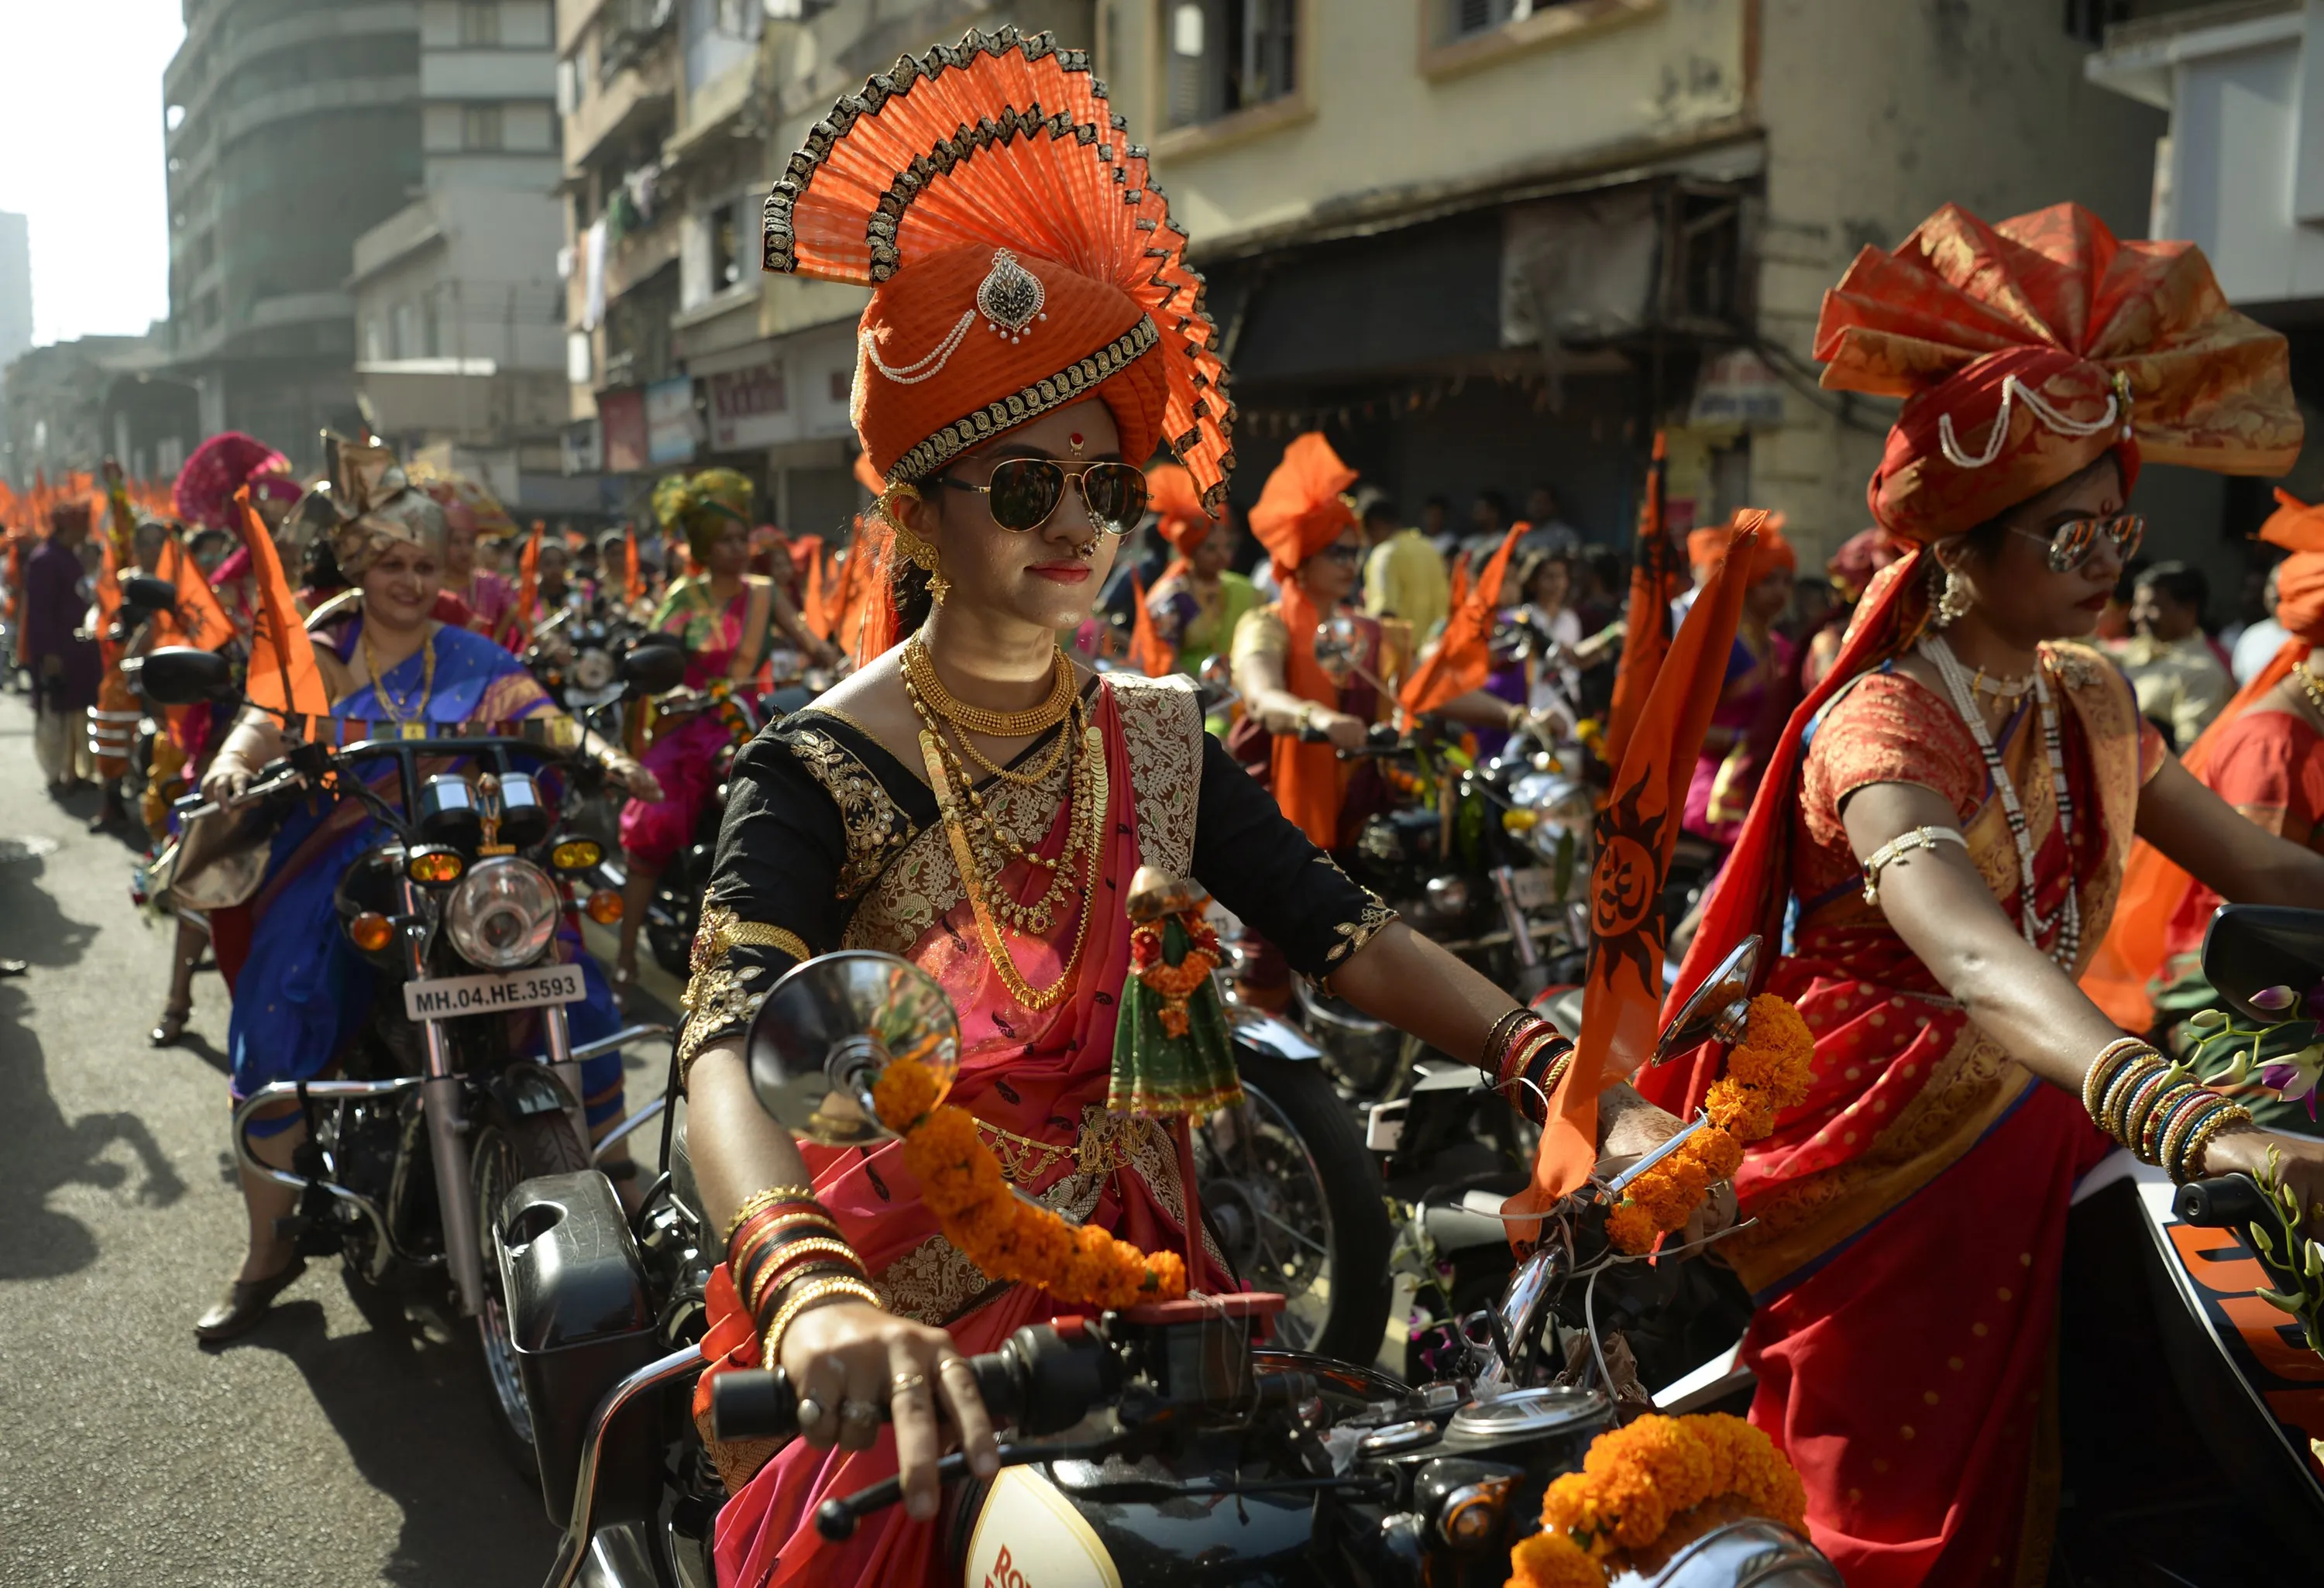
<box><xmin>1652</xmin><ymin>936</ymin><xmax>1761</xmax><ymax>1065</ymax></box>
<box><xmin>618</xmin><ymin>638</ymin><xmax>688</xmax><ymax>697</ymax></box>
<box><xmin>136</xmin><ymin>645</ymin><xmax>237</xmax><ymax>706</ymax></box>
<box><xmin>120</xmin><ymin>574</ymin><xmax>179</xmax><ymax>615</ymax></box>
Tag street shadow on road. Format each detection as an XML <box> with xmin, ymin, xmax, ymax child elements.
<box><xmin>0</xmin><ymin>985</ymin><xmax>188</xmax><ymax>1280</ymax></box>
<box><xmin>226</xmin><ymin>1292</ymin><xmax>561</xmax><ymax>1585</ymax></box>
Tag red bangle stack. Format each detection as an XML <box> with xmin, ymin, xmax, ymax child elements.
<box><xmin>1483</xmin><ymin>1009</ymin><xmax>1576</xmax><ymax>1126</ymax></box>
<box><xmin>725</xmin><ymin>1184</ymin><xmax>874</xmax><ymax>1332</ymax></box>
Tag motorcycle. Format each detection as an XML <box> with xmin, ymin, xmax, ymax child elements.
<box><xmin>136</xmin><ymin>640</ymin><xmax>685</xmax><ymax>1476</ymax></box>
<box><xmin>513</xmin><ymin>948</ymin><xmax>1839</xmax><ymax>1588</ymax></box>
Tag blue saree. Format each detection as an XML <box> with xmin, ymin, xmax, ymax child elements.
<box><xmin>228</xmin><ymin>621</ymin><xmax>625</xmax><ymax>1131</ymax></box>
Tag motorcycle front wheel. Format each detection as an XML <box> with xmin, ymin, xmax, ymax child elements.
<box><xmin>471</xmin><ymin>1102</ymin><xmax>592</xmax><ymax>1480</ymax></box>
<box><xmin>1196</xmin><ymin>1048</ymin><xmax>1392</xmax><ymax>1364</ymax></box>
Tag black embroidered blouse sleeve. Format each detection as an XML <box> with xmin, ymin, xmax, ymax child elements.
<box><xmin>674</xmin><ymin>713</ymin><xmax>920</xmax><ymax>1087</ymax></box>
<box><xmin>1189</xmin><ymin>733</ymin><xmax>1396</xmax><ymax>981</ymax></box>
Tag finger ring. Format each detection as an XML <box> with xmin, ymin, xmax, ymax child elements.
<box><xmin>890</xmin><ymin>1372</ymin><xmax>928</xmax><ymax>1397</ymax></box>
<box><xmin>796</xmin><ymin>1394</ymin><xmax>827</xmax><ymax>1434</ymax></box>
<box><xmin>838</xmin><ymin>1397</ymin><xmax>882</xmax><ymax>1428</ymax></box>
<box><xmin>937</xmin><ymin>1354</ymin><xmax>974</xmax><ymax>1377</ymax></box>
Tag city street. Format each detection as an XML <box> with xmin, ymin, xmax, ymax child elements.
<box><xmin>0</xmin><ymin>689</ymin><xmax>676</xmax><ymax>1588</ymax></box>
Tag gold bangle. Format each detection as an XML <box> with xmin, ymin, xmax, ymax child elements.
<box><xmin>2177</xmin><ymin>1103</ymin><xmax>2256</xmax><ymax>1185</ymax></box>
<box><xmin>761</xmin><ymin>1275</ymin><xmax>883</xmax><ymax>1367</ymax></box>
<box><xmin>2158</xmin><ymin>1091</ymin><xmax>2223</xmax><ymax>1181</ymax></box>
<box><xmin>2082</xmin><ymin>1037</ymin><xmax>2152</xmax><ymax>1118</ymax></box>
<box><xmin>723</xmin><ymin>1184</ymin><xmax>823</xmax><ymax>1249</ymax></box>
<box><xmin>741</xmin><ymin>1236</ymin><xmax>865</xmax><ymax>1319</ymax></box>
<box><xmin>2099</xmin><ymin>1055</ymin><xmax>2167</xmax><ymax>1143</ymax></box>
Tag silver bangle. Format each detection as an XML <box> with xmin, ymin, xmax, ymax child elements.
<box><xmin>1859</xmin><ymin>825</ymin><xmax>1968</xmax><ymax>905</ymax></box>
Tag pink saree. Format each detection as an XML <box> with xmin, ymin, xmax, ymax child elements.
<box><xmin>711</xmin><ymin>680</ymin><xmax>1230</xmax><ymax>1588</ymax></box>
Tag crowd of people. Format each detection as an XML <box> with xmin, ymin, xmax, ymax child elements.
<box><xmin>10</xmin><ymin>30</ymin><xmax>2324</xmax><ymax>1588</ymax></box>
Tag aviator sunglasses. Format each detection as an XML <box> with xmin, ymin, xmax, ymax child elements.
<box><xmin>2012</xmin><ymin>511</ymin><xmax>2144</xmax><ymax>574</ymax></box>
<box><xmin>937</xmin><ymin>458</ymin><xmax>1150</xmax><ymax>537</ymax></box>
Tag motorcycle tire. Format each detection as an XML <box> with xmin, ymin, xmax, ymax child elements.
<box><xmin>471</xmin><ymin>1101</ymin><xmax>592</xmax><ymax>1483</ymax></box>
<box><xmin>1200</xmin><ymin>1048</ymin><xmax>1394</xmax><ymax>1366</ymax></box>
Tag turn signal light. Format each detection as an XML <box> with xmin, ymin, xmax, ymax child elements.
<box><xmin>349</xmin><ymin>912</ymin><xmax>394</xmax><ymax>953</ymax></box>
<box><xmin>584</xmin><ymin>889</ymin><xmax>624</xmax><ymax>924</ymax></box>
<box><xmin>407</xmin><ymin>847</ymin><xmax>466</xmax><ymax>887</ymax></box>
<box><xmin>551</xmin><ymin>839</ymin><xmax>603</xmax><ymax>871</ymax></box>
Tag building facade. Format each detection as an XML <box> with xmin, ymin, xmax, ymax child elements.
<box><xmin>0</xmin><ymin>211</ymin><xmax>31</xmax><ymax>480</ymax></box>
<box><xmin>162</xmin><ymin>0</ymin><xmax>425</xmax><ymax>474</ymax></box>
<box><xmin>350</xmin><ymin>1</ymin><xmax>577</xmax><ymax>514</ymax></box>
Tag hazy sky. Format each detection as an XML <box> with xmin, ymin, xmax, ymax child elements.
<box><xmin>0</xmin><ymin>1</ymin><xmax>186</xmax><ymax>347</ymax></box>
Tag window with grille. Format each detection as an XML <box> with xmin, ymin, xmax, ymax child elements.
<box><xmin>463</xmin><ymin>104</ymin><xmax>504</xmax><ymax>150</ymax></box>
<box><xmin>460</xmin><ymin>2</ymin><xmax>500</xmax><ymax>46</ymax></box>
<box><xmin>1163</xmin><ymin>0</ymin><xmax>1298</xmax><ymax>131</ymax></box>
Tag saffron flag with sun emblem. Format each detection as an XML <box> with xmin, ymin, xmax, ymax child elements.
<box><xmin>1603</xmin><ymin>432</ymin><xmax>1676</xmax><ymax>772</ymax></box>
<box><xmin>1506</xmin><ymin>510</ymin><xmax>1764</xmax><ymax>1229</ymax></box>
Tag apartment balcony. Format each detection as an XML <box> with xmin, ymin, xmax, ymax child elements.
<box><xmin>564</xmin><ymin>30</ymin><xmax>676</xmax><ymax>174</ymax></box>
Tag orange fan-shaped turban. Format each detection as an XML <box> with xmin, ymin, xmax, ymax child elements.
<box><xmin>1148</xmin><ymin>462</ymin><xmax>1212</xmax><ymax>556</ymax></box>
<box><xmin>764</xmin><ymin>27</ymin><xmax>1232</xmax><ymax>515</ymax></box>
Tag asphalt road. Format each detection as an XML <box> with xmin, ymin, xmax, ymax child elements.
<box><xmin>0</xmin><ymin>689</ymin><xmax>681</xmax><ymax>1588</ymax></box>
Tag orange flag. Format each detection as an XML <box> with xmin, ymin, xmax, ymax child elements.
<box><xmin>508</xmin><ymin>519</ymin><xmax>545</xmax><ymax>651</ymax></box>
<box><xmin>1447</xmin><ymin>548</ymin><xmax>1472</xmax><ymax>615</ymax></box>
<box><xmin>1401</xmin><ymin>524</ymin><xmax>1523</xmax><ymax>717</ymax></box>
<box><xmin>153</xmin><ymin>534</ymin><xmax>236</xmax><ymax>652</ymax></box>
<box><xmin>235</xmin><ymin>486</ymin><xmax>328</xmax><ymax>720</ymax></box>
<box><xmin>1604</xmin><ymin>432</ymin><xmax>1676</xmax><ymax>771</ymax></box>
<box><xmin>1504</xmin><ymin>512</ymin><xmax>1762</xmax><ymax>1232</ymax></box>
<box><xmin>623</xmin><ymin>524</ymin><xmax>645</xmax><ymax>607</ymax></box>
<box><xmin>1126</xmin><ymin>571</ymin><xmax>1174</xmax><ymax>677</ymax></box>
<box><xmin>799</xmin><ymin>539</ymin><xmax>830</xmax><ymax>638</ymax></box>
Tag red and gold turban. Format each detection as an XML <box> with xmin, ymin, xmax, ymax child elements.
<box><xmin>1248</xmin><ymin>432</ymin><xmax>1357</xmax><ymax>579</ymax></box>
<box><xmin>764</xmin><ymin>27</ymin><xmax>1232</xmax><ymax>511</ymax></box>
<box><xmin>408</xmin><ymin>464</ymin><xmax>517</xmax><ymax>540</ymax></box>
<box><xmin>1817</xmin><ymin>201</ymin><xmax>2299</xmax><ymax>545</ymax></box>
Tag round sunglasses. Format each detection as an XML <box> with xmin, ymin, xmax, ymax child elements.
<box><xmin>936</xmin><ymin>458</ymin><xmax>1149</xmax><ymax>537</ymax></box>
<box><xmin>2011</xmin><ymin>511</ymin><xmax>2144</xmax><ymax>573</ymax></box>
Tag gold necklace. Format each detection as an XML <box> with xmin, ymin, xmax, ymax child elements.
<box><xmin>907</xmin><ymin>682</ymin><xmax>1091</xmax><ymax>931</ymax></box>
<box><xmin>362</xmin><ymin>627</ymin><xmax>436</xmax><ymax>725</ymax></box>
<box><xmin>902</xmin><ymin>636</ymin><xmax>1074</xmax><ymax>737</ymax></box>
<box><xmin>920</xmin><ymin>717</ymin><xmax>1108</xmax><ymax>1009</ymax></box>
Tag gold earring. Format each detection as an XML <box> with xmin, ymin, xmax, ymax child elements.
<box><xmin>928</xmin><ymin>568</ymin><xmax>951</xmax><ymax>606</ymax></box>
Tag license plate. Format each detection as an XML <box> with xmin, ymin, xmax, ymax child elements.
<box><xmin>1507</xmin><ymin>866</ymin><xmax>1559</xmax><ymax>909</ymax></box>
<box><xmin>403</xmin><ymin>964</ymin><xmax>586</xmax><ymax>1020</ymax></box>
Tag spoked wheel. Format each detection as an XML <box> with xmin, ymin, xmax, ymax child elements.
<box><xmin>1195</xmin><ymin>1047</ymin><xmax>1392</xmax><ymax>1363</ymax></box>
<box><xmin>472</xmin><ymin>1104</ymin><xmax>590</xmax><ymax>1479</ymax></box>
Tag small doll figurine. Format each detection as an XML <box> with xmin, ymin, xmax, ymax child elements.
<box><xmin>1109</xmin><ymin>866</ymin><xmax>1243</xmax><ymax>1119</ymax></box>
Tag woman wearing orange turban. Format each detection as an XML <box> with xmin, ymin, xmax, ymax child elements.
<box><xmin>1232</xmin><ymin>431</ymin><xmax>1530</xmax><ymax>849</ymax></box>
<box><xmin>1142</xmin><ymin>460</ymin><xmax>1257</xmax><ymax>671</ymax></box>
<box><xmin>670</xmin><ymin>34</ymin><xmax>1692</xmax><ymax>1588</ymax></box>
<box><xmin>1683</xmin><ymin>514</ymin><xmax>1799</xmax><ymax>842</ymax></box>
<box><xmin>1646</xmin><ymin>201</ymin><xmax>2324</xmax><ymax>1587</ymax></box>
<box><xmin>2089</xmin><ymin>490</ymin><xmax>2324</xmax><ymax>1123</ymax></box>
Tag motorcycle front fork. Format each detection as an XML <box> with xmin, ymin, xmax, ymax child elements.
<box><xmin>1490</xmin><ymin>865</ymin><xmax>1552</xmax><ymax>1005</ymax></box>
<box><xmin>407</xmin><ymin>933</ymin><xmax>590</xmax><ymax>1320</ymax></box>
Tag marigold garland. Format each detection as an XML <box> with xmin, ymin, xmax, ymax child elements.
<box><xmin>871</xmin><ymin>1056</ymin><xmax>1188</xmax><ymax>1309</ymax></box>
<box><xmin>1607</xmin><ymin>994</ymin><xmax>1813</xmax><ymax>1255</ymax></box>
<box><xmin>1506</xmin><ymin>1413</ymin><xmax>1808</xmax><ymax>1588</ymax></box>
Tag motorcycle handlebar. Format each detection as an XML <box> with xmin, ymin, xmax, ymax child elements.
<box><xmin>2174</xmin><ymin>1174</ymin><xmax>2271</xmax><ymax>1228</ymax></box>
<box><xmin>708</xmin><ymin>1350</ymin><xmax>1030</xmax><ymax>1445</ymax></box>
<box><xmin>171</xmin><ymin>768</ymin><xmax>304</xmax><ymax>823</ymax></box>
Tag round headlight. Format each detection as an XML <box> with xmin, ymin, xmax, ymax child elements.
<box><xmin>445</xmin><ymin>857</ymin><xmax>560</xmax><ymax>970</ymax></box>
<box><xmin>1424</xmin><ymin>875</ymin><xmax>1470</xmax><ymax>917</ymax></box>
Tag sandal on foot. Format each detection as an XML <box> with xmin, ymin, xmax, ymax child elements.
<box><xmin>150</xmin><ymin>1005</ymin><xmax>192</xmax><ymax>1047</ymax></box>
<box><xmin>194</xmin><ymin>1256</ymin><xmax>308</xmax><ymax>1343</ymax></box>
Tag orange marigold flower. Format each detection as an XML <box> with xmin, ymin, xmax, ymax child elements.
<box><xmin>1606</xmin><ymin>1200</ymin><xmax>1659</xmax><ymax>1255</ymax></box>
<box><xmin>1678</xmin><ymin>1126</ymin><xmax>1745</xmax><ymax>1182</ymax></box>
<box><xmin>871</xmin><ymin>1056</ymin><xmax>944</xmax><ymax>1134</ymax></box>
<box><xmin>1508</xmin><ymin>1531</ymin><xmax>1605</xmax><ymax>1588</ymax></box>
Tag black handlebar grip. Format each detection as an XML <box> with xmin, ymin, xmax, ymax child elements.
<box><xmin>2174</xmin><ymin>1175</ymin><xmax>2270</xmax><ymax>1228</ymax></box>
<box><xmin>709</xmin><ymin>1368</ymin><xmax>799</xmax><ymax>1442</ymax></box>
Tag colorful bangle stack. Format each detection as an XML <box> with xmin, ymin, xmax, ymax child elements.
<box><xmin>1484</xmin><ymin>1009</ymin><xmax>1576</xmax><ymax>1126</ymax></box>
<box><xmin>2082</xmin><ymin>1038</ymin><xmax>2255</xmax><ymax>1184</ymax></box>
<box><xmin>724</xmin><ymin>1183</ymin><xmax>882</xmax><ymax>1362</ymax></box>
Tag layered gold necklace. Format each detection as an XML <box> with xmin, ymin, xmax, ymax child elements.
<box><xmin>362</xmin><ymin>627</ymin><xmax>437</xmax><ymax>726</ymax></box>
<box><xmin>902</xmin><ymin>636</ymin><xmax>1105</xmax><ymax>1010</ymax></box>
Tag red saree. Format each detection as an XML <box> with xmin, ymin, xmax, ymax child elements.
<box><xmin>1715</xmin><ymin>647</ymin><xmax>2159</xmax><ymax>1588</ymax></box>
<box><xmin>710</xmin><ymin>678</ymin><xmax>1230</xmax><ymax>1588</ymax></box>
